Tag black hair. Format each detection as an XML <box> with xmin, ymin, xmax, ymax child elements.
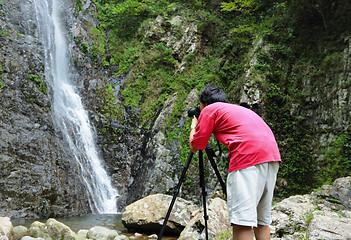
<box><xmin>199</xmin><ymin>84</ymin><xmax>229</xmax><ymax>105</ymax></box>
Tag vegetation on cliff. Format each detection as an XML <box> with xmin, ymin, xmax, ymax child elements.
<box><xmin>76</xmin><ymin>0</ymin><xmax>350</xmax><ymax>197</ymax></box>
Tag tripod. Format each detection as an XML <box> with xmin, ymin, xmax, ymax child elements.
<box><xmin>157</xmin><ymin>143</ymin><xmax>227</xmax><ymax>240</ymax></box>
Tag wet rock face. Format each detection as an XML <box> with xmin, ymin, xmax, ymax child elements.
<box><xmin>0</xmin><ymin>0</ymin><xmax>147</xmax><ymax>217</ymax></box>
<box><xmin>0</xmin><ymin>0</ymin><xmax>91</xmax><ymax>218</ymax></box>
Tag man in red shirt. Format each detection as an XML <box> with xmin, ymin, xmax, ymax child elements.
<box><xmin>189</xmin><ymin>84</ymin><xmax>281</xmax><ymax>240</ymax></box>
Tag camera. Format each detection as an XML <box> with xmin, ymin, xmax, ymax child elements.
<box><xmin>187</xmin><ymin>105</ymin><xmax>201</xmax><ymax>118</ymax></box>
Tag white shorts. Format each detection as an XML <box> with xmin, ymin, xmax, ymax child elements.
<box><xmin>227</xmin><ymin>161</ymin><xmax>279</xmax><ymax>227</ymax></box>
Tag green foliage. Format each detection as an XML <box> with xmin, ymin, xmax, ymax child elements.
<box><xmin>321</xmin><ymin>51</ymin><xmax>344</xmax><ymax>72</ymax></box>
<box><xmin>91</xmin><ymin>27</ymin><xmax>106</xmax><ymax>56</ymax></box>
<box><xmin>29</xmin><ymin>74</ymin><xmax>42</xmax><ymax>84</ymax></box>
<box><xmin>75</xmin><ymin>0</ymin><xmax>83</xmax><ymax>13</ymax></box>
<box><xmin>121</xmin><ymin>78</ymin><xmax>145</xmax><ymax>108</ymax></box>
<box><xmin>109</xmin><ymin>37</ymin><xmax>182</xmax><ymax>127</ymax></box>
<box><xmin>250</xmin><ymin>6</ymin><xmax>320</xmax><ymax>196</ymax></box>
<box><xmin>287</xmin><ymin>0</ymin><xmax>351</xmax><ymax>34</ymax></box>
<box><xmin>95</xmin><ymin>83</ymin><xmax>127</xmax><ymax>141</ymax></box>
<box><xmin>109</xmin><ymin>37</ymin><xmax>142</xmax><ymax>74</ymax></box>
<box><xmin>29</xmin><ymin>74</ymin><xmax>47</xmax><ymax>94</ymax></box>
<box><xmin>110</xmin><ymin>0</ymin><xmax>145</xmax><ymax>15</ymax></box>
<box><xmin>94</xmin><ymin>0</ymin><xmax>169</xmax><ymax>39</ymax></box>
<box><xmin>221</xmin><ymin>0</ymin><xmax>260</xmax><ymax>14</ymax></box>
<box><xmin>262</xmin><ymin>79</ymin><xmax>316</xmax><ymax>196</ymax></box>
<box><xmin>80</xmin><ymin>41</ymin><xmax>89</xmax><ymax>54</ymax></box>
<box><xmin>0</xmin><ymin>30</ymin><xmax>12</xmax><ymax>40</ymax></box>
<box><xmin>229</xmin><ymin>24</ymin><xmax>256</xmax><ymax>42</ymax></box>
<box><xmin>302</xmin><ymin>209</ymin><xmax>314</xmax><ymax>227</ymax></box>
<box><xmin>96</xmin><ymin>83</ymin><xmax>123</xmax><ymax>121</ymax></box>
<box><xmin>317</xmin><ymin>132</ymin><xmax>351</xmax><ymax>184</ymax></box>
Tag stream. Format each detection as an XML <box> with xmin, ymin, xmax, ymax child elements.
<box><xmin>12</xmin><ymin>214</ymin><xmax>178</xmax><ymax>240</ymax></box>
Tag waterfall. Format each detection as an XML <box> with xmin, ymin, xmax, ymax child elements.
<box><xmin>33</xmin><ymin>0</ymin><xmax>119</xmax><ymax>213</ymax></box>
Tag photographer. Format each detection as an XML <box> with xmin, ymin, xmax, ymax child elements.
<box><xmin>189</xmin><ymin>84</ymin><xmax>281</xmax><ymax>240</ymax></box>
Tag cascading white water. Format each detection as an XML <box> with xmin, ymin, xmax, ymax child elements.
<box><xmin>33</xmin><ymin>0</ymin><xmax>119</xmax><ymax>213</ymax></box>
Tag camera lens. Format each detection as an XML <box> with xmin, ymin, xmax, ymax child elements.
<box><xmin>187</xmin><ymin>105</ymin><xmax>200</xmax><ymax>118</ymax></box>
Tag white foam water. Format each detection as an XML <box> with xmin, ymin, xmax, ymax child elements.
<box><xmin>32</xmin><ymin>0</ymin><xmax>119</xmax><ymax>213</ymax></box>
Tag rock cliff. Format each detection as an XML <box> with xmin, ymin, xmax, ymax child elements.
<box><xmin>0</xmin><ymin>0</ymin><xmax>92</xmax><ymax>218</ymax></box>
<box><xmin>0</xmin><ymin>0</ymin><xmax>350</xmax><ymax>219</ymax></box>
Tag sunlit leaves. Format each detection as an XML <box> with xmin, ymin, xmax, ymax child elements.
<box><xmin>221</xmin><ymin>0</ymin><xmax>260</xmax><ymax>14</ymax></box>
<box><xmin>111</xmin><ymin>0</ymin><xmax>143</xmax><ymax>15</ymax></box>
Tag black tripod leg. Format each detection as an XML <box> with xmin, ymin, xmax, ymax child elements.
<box><xmin>205</xmin><ymin>144</ymin><xmax>227</xmax><ymax>197</ymax></box>
<box><xmin>199</xmin><ymin>150</ymin><xmax>209</xmax><ymax>240</ymax></box>
<box><xmin>157</xmin><ymin>151</ymin><xmax>194</xmax><ymax>240</ymax></box>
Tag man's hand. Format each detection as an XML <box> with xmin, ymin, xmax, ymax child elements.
<box><xmin>191</xmin><ymin>116</ymin><xmax>198</xmax><ymax>129</ymax></box>
<box><xmin>189</xmin><ymin>116</ymin><xmax>199</xmax><ymax>153</ymax></box>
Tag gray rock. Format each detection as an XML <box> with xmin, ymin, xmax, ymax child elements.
<box><xmin>122</xmin><ymin>194</ymin><xmax>197</xmax><ymax>235</ymax></box>
<box><xmin>44</xmin><ymin>218</ymin><xmax>76</xmax><ymax>240</ymax></box>
<box><xmin>271</xmin><ymin>195</ymin><xmax>315</xmax><ymax>235</ymax></box>
<box><xmin>12</xmin><ymin>225</ymin><xmax>28</xmax><ymax>240</ymax></box>
<box><xmin>87</xmin><ymin>226</ymin><xmax>119</xmax><ymax>240</ymax></box>
<box><xmin>29</xmin><ymin>219</ymin><xmax>76</xmax><ymax>240</ymax></box>
<box><xmin>113</xmin><ymin>235</ymin><xmax>129</xmax><ymax>240</ymax></box>
<box><xmin>312</xmin><ymin>176</ymin><xmax>351</xmax><ymax>210</ymax></box>
<box><xmin>21</xmin><ymin>237</ymin><xmax>45</xmax><ymax>240</ymax></box>
<box><xmin>0</xmin><ymin>217</ymin><xmax>12</xmax><ymax>239</ymax></box>
<box><xmin>76</xmin><ymin>229</ymin><xmax>89</xmax><ymax>239</ymax></box>
<box><xmin>270</xmin><ymin>178</ymin><xmax>351</xmax><ymax>240</ymax></box>
<box><xmin>125</xmin><ymin>93</ymin><xmax>183</xmax><ymax>204</ymax></box>
<box><xmin>147</xmin><ymin>234</ymin><xmax>157</xmax><ymax>239</ymax></box>
<box><xmin>178</xmin><ymin>197</ymin><xmax>230</xmax><ymax>240</ymax></box>
<box><xmin>306</xmin><ymin>214</ymin><xmax>351</xmax><ymax>240</ymax></box>
<box><xmin>29</xmin><ymin>221</ymin><xmax>48</xmax><ymax>240</ymax></box>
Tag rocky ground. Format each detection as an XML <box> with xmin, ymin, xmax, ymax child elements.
<box><xmin>1</xmin><ymin>177</ymin><xmax>350</xmax><ymax>240</ymax></box>
<box><xmin>121</xmin><ymin>177</ymin><xmax>351</xmax><ymax>240</ymax></box>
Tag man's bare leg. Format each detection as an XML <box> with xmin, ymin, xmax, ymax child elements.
<box><xmin>232</xmin><ymin>225</ymin><xmax>253</xmax><ymax>240</ymax></box>
<box><xmin>253</xmin><ymin>224</ymin><xmax>270</xmax><ymax>240</ymax></box>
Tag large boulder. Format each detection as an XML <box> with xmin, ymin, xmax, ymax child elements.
<box><xmin>12</xmin><ymin>225</ymin><xmax>29</xmax><ymax>240</ymax></box>
<box><xmin>270</xmin><ymin>177</ymin><xmax>351</xmax><ymax>239</ymax></box>
<box><xmin>29</xmin><ymin>219</ymin><xmax>76</xmax><ymax>240</ymax></box>
<box><xmin>178</xmin><ymin>197</ymin><xmax>230</xmax><ymax>240</ymax></box>
<box><xmin>0</xmin><ymin>217</ymin><xmax>12</xmax><ymax>240</ymax></box>
<box><xmin>271</xmin><ymin>194</ymin><xmax>315</xmax><ymax>236</ymax></box>
<box><xmin>306</xmin><ymin>214</ymin><xmax>351</xmax><ymax>239</ymax></box>
<box><xmin>29</xmin><ymin>221</ymin><xmax>50</xmax><ymax>240</ymax></box>
<box><xmin>86</xmin><ymin>226</ymin><xmax>119</xmax><ymax>240</ymax></box>
<box><xmin>312</xmin><ymin>176</ymin><xmax>351</xmax><ymax>210</ymax></box>
<box><xmin>122</xmin><ymin>194</ymin><xmax>197</xmax><ymax>235</ymax></box>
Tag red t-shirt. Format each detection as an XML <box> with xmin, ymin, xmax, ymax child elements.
<box><xmin>191</xmin><ymin>102</ymin><xmax>281</xmax><ymax>172</ymax></box>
